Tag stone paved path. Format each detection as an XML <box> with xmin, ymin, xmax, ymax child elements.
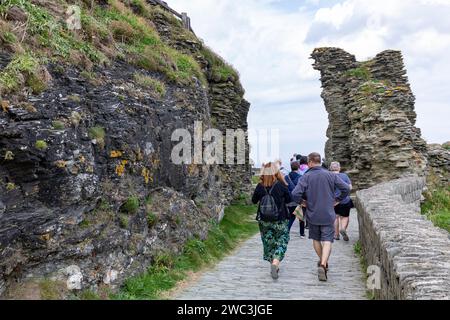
<box><xmin>175</xmin><ymin>211</ymin><xmax>367</xmax><ymax>300</ymax></box>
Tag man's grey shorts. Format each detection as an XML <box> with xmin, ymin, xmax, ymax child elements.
<box><xmin>308</xmin><ymin>224</ymin><xmax>335</xmax><ymax>242</ymax></box>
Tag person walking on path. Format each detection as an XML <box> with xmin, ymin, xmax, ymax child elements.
<box><xmin>287</xmin><ymin>161</ymin><xmax>306</xmax><ymax>238</ymax></box>
<box><xmin>298</xmin><ymin>156</ymin><xmax>309</xmax><ymax>176</ymax></box>
<box><xmin>291</xmin><ymin>153</ymin><xmax>350</xmax><ymax>282</ymax></box>
<box><xmin>275</xmin><ymin>159</ymin><xmax>290</xmax><ymax>177</ymax></box>
<box><xmin>298</xmin><ymin>156</ymin><xmax>309</xmax><ymax>230</ymax></box>
<box><xmin>275</xmin><ymin>159</ymin><xmax>295</xmax><ymax>190</ymax></box>
<box><xmin>329</xmin><ymin>162</ymin><xmax>354</xmax><ymax>242</ymax></box>
<box><xmin>252</xmin><ymin>162</ymin><xmax>292</xmax><ymax>280</ymax></box>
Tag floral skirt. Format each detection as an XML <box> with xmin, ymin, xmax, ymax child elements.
<box><xmin>259</xmin><ymin>220</ymin><xmax>290</xmax><ymax>262</ymax></box>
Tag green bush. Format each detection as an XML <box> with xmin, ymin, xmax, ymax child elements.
<box><xmin>345</xmin><ymin>66</ymin><xmax>372</xmax><ymax>81</ymax></box>
<box><xmin>422</xmin><ymin>187</ymin><xmax>450</xmax><ymax>232</ymax></box>
<box><xmin>35</xmin><ymin>140</ymin><xmax>48</xmax><ymax>150</ymax></box>
<box><xmin>79</xmin><ymin>220</ymin><xmax>90</xmax><ymax>229</ymax></box>
<box><xmin>78</xmin><ymin>290</ymin><xmax>100</xmax><ymax>300</ymax></box>
<box><xmin>6</xmin><ymin>182</ymin><xmax>16</xmax><ymax>191</ymax></box>
<box><xmin>0</xmin><ymin>52</ymin><xmax>45</xmax><ymax>94</ymax></box>
<box><xmin>110</xmin><ymin>20</ymin><xmax>139</xmax><ymax>44</ymax></box>
<box><xmin>119</xmin><ymin>215</ymin><xmax>130</xmax><ymax>228</ymax></box>
<box><xmin>133</xmin><ymin>73</ymin><xmax>166</xmax><ymax>98</ymax></box>
<box><xmin>122</xmin><ymin>196</ymin><xmax>140</xmax><ymax>215</ymax></box>
<box><xmin>88</xmin><ymin>126</ymin><xmax>105</xmax><ymax>140</ymax></box>
<box><xmin>52</xmin><ymin>120</ymin><xmax>65</xmax><ymax>130</ymax></box>
<box><xmin>0</xmin><ymin>30</ymin><xmax>16</xmax><ymax>44</ymax></box>
<box><xmin>146</xmin><ymin>211</ymin><xmax>158</xmax><ymax>227</ymax></box>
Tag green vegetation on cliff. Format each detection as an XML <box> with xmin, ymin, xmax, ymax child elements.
<box><xmin>0</xmin><ymin>0</ymin><xmax>238</xmax><ymax>96</ymax></box>
<box><xmin>112</xmin><ymin>199</ymin><xmax>258</xmax><ymax>300</ymax></box>
<box><xmin>422</xmin><ymin>187</ymin><xmax>450</xmax><ymax>233</ymax></box>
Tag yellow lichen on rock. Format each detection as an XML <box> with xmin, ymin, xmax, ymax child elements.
<box><xmin>115</xmin><ymin>160</ymin><xmax>128</xmax><ymax>177</ymax></box>
<box><xmin>55</xmin><ymin>160</ymin><xmax>67</xmax><ymax>168</ymax></box>
<box><xmin>4</xmin><ymin>150</ymin><xmax>14</xmax><ymax>161</ymax></box>
<box><xmin>110</xmin><ymin>150</ymin><xmax>123</xmax><ymax>158</ymax></box>
<box><xmin>1</xmin><ymin>100</ymin><xmax>9</xmax><ymax>112</ymax></box>
<box><xmin>142</xmin><ymin>167</ymin><xmax>151</xmax><ymax>184</ymax></box>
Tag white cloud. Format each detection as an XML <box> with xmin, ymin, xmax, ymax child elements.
<box><xmin>168</xmin><ymin>0</ymin><xmax>450</xmax><ymax>165</ymax></box>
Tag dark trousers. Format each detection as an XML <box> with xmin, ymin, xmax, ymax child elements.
<box><xmin>288</xmin><ymin>207</ymin><xmax>305</xmax><ymax>236</ymax></box>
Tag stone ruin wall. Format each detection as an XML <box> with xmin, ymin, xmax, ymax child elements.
<box><xmin>356</xmin><ymin>176</ymin><xmax>450</xmax><ymax>299</ymax></box>
<box><xmin>311</xmin><ymin>47</ymin><xmax>449</xmax><ymax>190</ymax></box>
<box><xmin>313</xmin><ymin>48</ymin><xmax>450</xmax><ymax>299</ymax></box>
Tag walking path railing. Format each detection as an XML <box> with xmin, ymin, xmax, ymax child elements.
<box><xmin>147</xmin><ymin>0</ymin><xmax>194</xmax><ymax>33</ymax></box>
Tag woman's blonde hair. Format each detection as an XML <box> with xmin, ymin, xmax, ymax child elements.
<box><xmin>259</xmin><ymin>162</ymin><xmax>288</xmax><ymax>188</ymax></box>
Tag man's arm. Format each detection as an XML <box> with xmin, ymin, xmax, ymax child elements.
<box><xmin>291</xmin><ymin>176</ymin><xmax>307</xmax><ymax>204</ymax></box>
<box><xmin>335</xmin><ymin>175</ymin><xmax>350</xmax><ymax>202</ymax></box>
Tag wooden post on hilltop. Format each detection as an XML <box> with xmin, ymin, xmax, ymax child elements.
<box><xmin>181</xmin><ymin>12</ymin><xmax>191</xmax><ymax>31</ymax></box>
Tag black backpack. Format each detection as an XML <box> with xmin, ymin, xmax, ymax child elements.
<box><xmin>258</xmin><ymin>182</ymin><xmax>279</xmax><ymax>222</ymax></box>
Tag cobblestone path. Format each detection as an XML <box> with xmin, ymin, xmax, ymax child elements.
<box><xmin>175</xmin><ymin>211</ymin><xmax>367</xmax><ymax>300</ymax></box>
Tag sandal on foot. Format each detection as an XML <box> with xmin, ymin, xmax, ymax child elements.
<box><xmin>317</xmin><ymin>261</ymin><xmax>329</xmax><ymax>271</ymax></box>
<box><xmin>340</xmin><ymin>230</ymin><xmax>349</xmax><ymax>241</ymax></box>
<box><xmin>318</xmin><ymin>265</ymin><xmax>328</xmax><ymax>282</ymax></box>
<box><xmin>271</xmin><ymin>264</ymin><xmax>279</xmax><ymax>280</ymax></box>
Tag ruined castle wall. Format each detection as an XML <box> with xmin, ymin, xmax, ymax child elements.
<box><xmin>356</xmin><ymin>176</ymin><xmax>450</xmax><ymax>300</ymax></box>
<box><xmin>312</xmin><ymin>48</ymin><xmax>432</xmax><ymax>190</ymax></box>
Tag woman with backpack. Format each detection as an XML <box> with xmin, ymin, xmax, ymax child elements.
<box><xmin>252</xmin><ymin>162</ymin><xmax>292</xmax><ymax>279</ymax></box>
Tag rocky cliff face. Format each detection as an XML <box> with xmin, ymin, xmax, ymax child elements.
<box><xmin>312</xmin><ymin>47</ymin><xmax>448</xmax><ymax>190</ymax></box>
<box><xmin>0</xmin><ymin>0</ymin><xmax>251</xmax><ymax>298</ymax></box>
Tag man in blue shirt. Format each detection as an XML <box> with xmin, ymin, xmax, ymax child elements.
<box><xmin>291</xmin><ymin>153</ymin><xmax>350</xmax><ymax>282</ymax></box>
<box><xmin>330</xmin><ymin>162</ymin><xmax>353</xmax><ymax>242</ymax></box>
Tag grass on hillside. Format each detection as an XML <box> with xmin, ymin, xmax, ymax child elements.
<box><xmin>0</xmin><ymin>0</ymin><xmax>215</xmax><ymax>95</ymax></box>
<box><xmin>200</xmin><ymin>45</ymin><xmax>239</xmax><ymax>82</ymax></box>
<box><xmin>421</xmin><ymin>187</ymin><xmax>450</xmax><ymax>233</ymax></box>
<box><xmin>252</xmin><ymin>175</ymin><xmax>260</xmax><ymax>184</ymax></box>
<box><xmin>103</xmin><ymin>198</ymin><xmax>258</xmax><ymax>300</ymax></box>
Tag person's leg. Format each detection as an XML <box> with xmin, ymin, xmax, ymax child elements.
<box><xmin>287</xmin><ymin>206</ymin><xmax>296</xmax><ymax>231</ymax></box>
<box><xmin>320</xmin><ymin>241</ymin><xmax>332</xmax><ymax>266</ymax></box>
<box><xmin>309</xmin><ymin>224</ymin><xmax>322</xmax><ymax>259</ymax></box>
<box><xmin>288</xmin><ymin>214</ymin><xmax>296</xmax><ymax>231</ymax></box>
<box><xmin>273</xmin><ymin>221</ymin><xmax>290</xmax><ymax>264</ymax></box>
<box><xmin>339</xmin><ymin>206</ymin><xmax>351</xmax><ymax>241</ymax></box>
<box><xmin>341</xmin><ymin>216</ymin><xmax>350</xmax><ymax>231</ymax></box>
<box><xmin>334</xmin><ymin>216</ymin><xmax>340</xmax><ymax>240</ymax></box>
<box><xmin>313</xmin><ymin>240</ymin><xmax>323</xmax><ymax>259</ymax></box>
<box><xmin>259</xmin><ymin>222</ymin><xmax>272</xmax><ymax>262</ymax></box>
<box><xmin>271</xmin><ymin>221</ymin><xmax>290</xmax><ymax>279</ymax></box>
<box><xmin>300</xmin><ymin>220</ymin><xmax>305</xmax><ymax>237</ymax></box>
<box><xmin>321</xmin><ymin>224</ymin><xmax>335</xmax><ymax>266</ymax></box>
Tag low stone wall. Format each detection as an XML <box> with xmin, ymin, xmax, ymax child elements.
<box><xmin>356</xmin><ymin>176</ymin><xmax>450</xmax><ymax>300</ymax></box>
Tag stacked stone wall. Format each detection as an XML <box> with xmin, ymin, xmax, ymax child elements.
<box><xmin>356</xmin><ymin>176</ymin><xmax>450</xmax><ymax>299</ymax></box>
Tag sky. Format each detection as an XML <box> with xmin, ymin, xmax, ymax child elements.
<box><xmin>168</xmin><ymin>0</ymin><xmax>450</xmax><ymax>166</ymax></box>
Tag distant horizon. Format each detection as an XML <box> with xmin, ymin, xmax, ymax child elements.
<box><xmin>168</xmin><ymin>0</ymin><xmax>450</xmax><ymax>166</ymax></box>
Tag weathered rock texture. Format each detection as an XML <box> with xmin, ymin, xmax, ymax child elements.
<box><xmin>0</xmin><ymin>2</ymin><xmax>250</xmax><ymax>298</ymax></box>
<box><xmin>312</xmin><ymin>48</ymin><xmax>449</xmax><ymax>190</ymax></box>
<box><xmin>356</xmin><ymin>176</ymin><xmax>450</xmax><ymax>300</ymax></box>
<box><xmin>427</xmin><ymin>143</ymin><xmax>450</xmax><ymax>186</ymax></box>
